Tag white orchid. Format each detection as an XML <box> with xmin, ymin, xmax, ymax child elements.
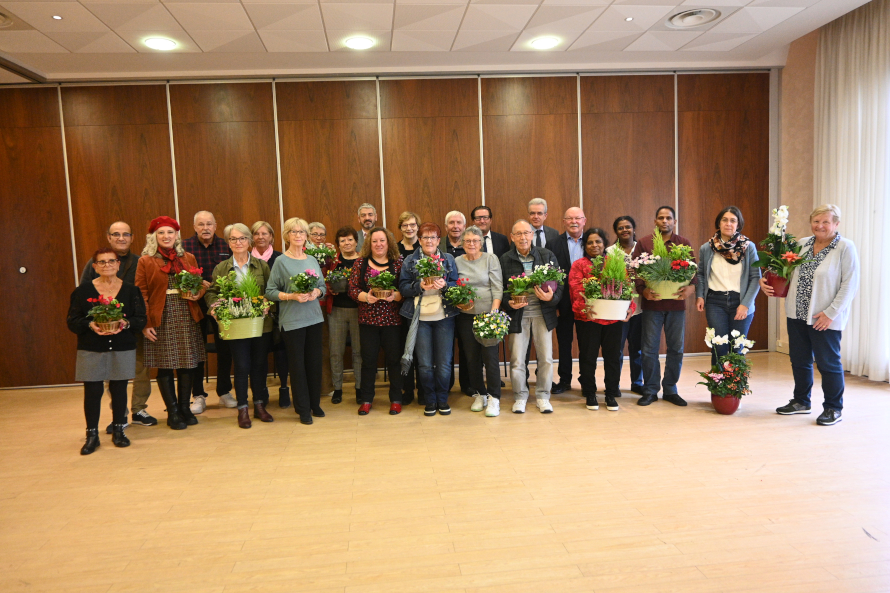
<box><xmin>704</xmin><ymin>327</ymin><xmax>716</xmax><ymax>348</ymax></box>
<box><xmin>741</xmin><ymin>348</ymin><xmax>750</xmax><ymax>355</ymax></box>
<box><xmin>712</xmin><ymin>335</ymin><xmax>729</xmax><ymax>346</ymax></box>
<box><xmin>731</xmin><ymin>330</ymin><xmax>741</xmax><ymax>338</ymax></box>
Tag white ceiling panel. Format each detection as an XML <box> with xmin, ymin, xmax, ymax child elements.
<box><xmin>470</xmin><ymin>0</ymin><xmax>538</xmax><ymax>5</ymax></box>
<box><xmin>115</xmin><ymin>29</ymin><xmax>201</xmax><ymax>51</ymax></box>
<box><xmin>164</xmin><ymin>3</ymin><xmax>253</xmax><ymax>30</ymax></box>
<box><xmin>393</xmin><ymin>4</ymin><xmax>465</xmax><ymax>31</ymax></box>
<box><xmin>391</xmin><ymin>29</ymin><xmax>455</xmax><ymax>50</ymax></box>
<box><xmin>680</xmin><ymin>30</ymin><xmax>755</xmax><ymax>50</ymax></box>
<box><xmin>711</xmin><ymin>6</ymin><xmax>803</xmax><ymax>33</ymax></box>
<box><xmin>190</xmin><ymin>29</ymin><xmax>266</xmax><ymax>51</ymax></box>
<box><xmin>0</xmin><ymin>29</ymin><xmax>69</xmax><ymax>52</ymax></box>
<box><xmin>258</xmin><ymin>29</ymin><xmax>328</xmax><ymax>51</ymax></box>
<box><xmin>327</xmin><ymin>29</ymin><xmax>392</xmax><ymax>50</ymax></box>
<box><xmin>569</xmin><ymin>29</ymin><xmax>641</xmax><ymax>50</ymax></box>
<box><xmin>680</xmin><ymin>0</ymin><xmax>744</xmax><ymax>5</ymax></box>
<box><xmin>45</xmin><ymin>30</ymin><xmax>135</xmax><ymax>52</ymax></box>
<box><xmin>460</xmin><ymin>5</ymin><xmax>536</xmax><ymax>31</ymax></box>
<box><xmin>242</xmin><ymin>0</ymin><xmax>315</xmax><ymax>4</ymax></box>
<box><xmin>452</xmin><ymin>28</ymin><xmax>516</xmax><ymax>50</ymax></box>
<box><xmin>587</xmin><ymin>4</ymin><xmax>677</xmax><ymax>32</ymax></box>
<box><xmin>1</xmin><ymin>2</ymin><xmax>110</xmax><ymax>32</ymax></box>
<box><xmin>523</xmin><ymin>5</ymin><xmax>606</xmax><ymax>35</ymax></box>
<box><xmin>243</xmin><ymin>3</ymin><xmax>324</xmax><ymax>30</ymax></box>
<box><xmin>82</xmin><ymin>3</ymin><xmax>182</xmax><ymax>31</ymax></box>
<box><xmin>624</xmin><ymin>29</ymin><xmax>701</xmax><ymax>50</ymax></box>
<box><xmin>748</xmin><ymin>0</ymin><xmax>820</xmax><ymax>6</ymax></box>
<box><xmin>320</xmin><ymin>4</ymin><xmax>394</xmax><ymax>30</ymax></box>
<box><xmin>612</xmin><ymin>0</ymin><xmax>679</xmax><ymax>5</ymax></box>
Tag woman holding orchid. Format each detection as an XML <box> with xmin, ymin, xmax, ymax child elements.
<box><xmin>568</xmin><ymin>228</ymin><xmax>635</xmax><ymax>412</ymax></box>
<box><xmin>136</xmin><ymin>216</ymin><xmax>207</xmax><ymax>431</ymax></box>
<box><xmin>760</xmin><ymin>204</ymin><xmax>859</xmax><ymax>426</ymax></box>
<box><xmin>266</xmin><ymin>217</ymin><xmax>327</xmax><ymax>425</ymax></box>
<box><xmin>454</xmin><ymin>226</ymin><xmax>504</xmax><ymax>417</ymax></box>
<box><xmin>68</xmin><ymin>246</ymin><xmax>147</xmax><ymax>455</ymax></box>
<box><xmin>348</xmin><ymin>227</ymin><xmax>404</xmax><ymax>415</ymax></box>
<box><xmin>398</xmin><ymin>222</ymin><xmax>460</xmax><ymax>416</ymax></box>
<box><xmin>327</xmin><ymin>226</ymin><xmax>362</xmax><ymax>405</ymax></box>
<box><xmin>205</xmin><ymin>223</ymin><xmax>274</xmax><ymax>429</ymax></box>
<box><xmin>695</xmin><ymin>206</ymin><xmax>761</xmax><ymax>364</ymax></box>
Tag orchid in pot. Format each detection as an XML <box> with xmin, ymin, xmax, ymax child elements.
<box><xmin>696</xmin><ymin>328</ymin><xmax>755</xmax><ymax>415</ymax></box>
<box><xmin>750</xmin><ymin>205</ymin><xmax>809</xmax><ymax>298</ymax></box>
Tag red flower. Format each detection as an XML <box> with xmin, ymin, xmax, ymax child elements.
<box><xmin>87</xmin><ymin>298</ymin><xmax>97</xmax><ymax>303</ymax></box>
<box><xmin>680</xmin><ymin>261</ymin><xmax>689</xmax><ymax>268</ymax></box>
<box><xmin>780</xmin><ymin>252</ymin><xmax>801</xmax><ymax>263</ymax></box>
<box><xmin>188</xmin><ymin>266</ymin><xmax>203</xmax><ymax>275</ymax></box>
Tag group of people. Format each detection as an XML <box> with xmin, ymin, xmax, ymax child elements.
<box><xmin>67</xmin><ymin>199</ymin><xmax>859</xmax><ymax>454</ymax></box>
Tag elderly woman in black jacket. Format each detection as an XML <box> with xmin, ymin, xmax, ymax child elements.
<box><xmin>499</xmin><ymin>220</ymin><xmax>563</xmax><ymax>414</ymax></box>
<box><xmin>68</xmin><ymin>247</ymin><xmax>147</xmax><ymax>455</ymax></box>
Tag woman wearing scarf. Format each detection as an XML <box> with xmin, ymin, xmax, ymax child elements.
<box><xmin>695</xmin><ymin>207</ymin><xmax>761</xmax><ymax>364</ymax></box>
<box><xmin>135</xmin><ymin>216</ymin><xmax>207</xmax><ymax>430</ymax></box>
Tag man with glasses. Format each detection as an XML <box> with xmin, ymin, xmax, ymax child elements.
<box><xmin>470</xmin><ymin>206</ymin><xmax>509</xmax><ymax>257</ymax></box>
<box><xmin>355</xmin><ymin>203</ymin><xmax>378</xmax><ymax>249</ymax></box>
<box><xmin>183</xmin><ymin>211</ymin><xmax>235</xmax><ymax>413</ymax></box>
<box><xmin>548</xmin><ymin>207</ymin><xmax>587</xmax><ymax>394</ymax></box>
<box><xmin>527</xmin><ymin>198</ymin><xmax>559</xmax><ymax>249</ymax></box>
<box><xmin>80</xmin><ymin>221</ymin><xmax>155</xmax><ymax>431</ymax></box>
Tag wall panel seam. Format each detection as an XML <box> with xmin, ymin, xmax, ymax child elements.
<box><xmin>673</xmin><ymin>72</ymin><xmax>679</xmax><ymax>234</ymax></box>
<box><xmin>577</xmin><ymin>73</ymin><xmax>583</xmax><ymax>210</ymax></box>
<box><xmin>272</xmin><ymin>80</ymin><xmax>285</xmax><ymax>245</ymax></box>
<box><xmin>57</xmin><ymin>85</ymin><xmax>78</xmax><ymax>286</ymax></box>
<box><xmin>478</xmin><ymin>75</ymin><xmax>485</xmax><ymax>206</ymax></box>
<box><xmin>375</xmin><ymin>78</ymin><xmax>386</xmax><ymax>227</ymax></box>
<box><xmin>165</xmin><ymin>83</ymin><xmax>180</xmax><ymax>223</ymax></box>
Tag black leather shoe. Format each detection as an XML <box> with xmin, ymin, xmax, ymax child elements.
<box><xmin>279</xmin><ymin>387</ymin><xmax>291</xmax><ymax>409</ymax></box>
<box><xmin>331</xmin><ymin>390</ymin><xmax>342</xmax><ymax>404</ymax></box>
<box><xmin>630</xmin><ymin>384</ymin><xmax>645</xmax><ymax>395</ymax></box>
<box><xmin>299</xmin><ymin>415</ymin><xmax>313</xmax><ymax>425</ymax></box>
<box><xmin>662</xmin><ymin>393</ymin><xmax>687</xmax><ymax>407</ymax></box>
<box><xmin>312</xmin><ymin>407</ymin><xmax>326</xmax><ymax>418</ymax></box>
<box><xmin>81</xmin><ymin>428</ymin><xmax>100</xmax><ymax>455</ymax></box>
<box><xmin>111</xmin><ymin>424</ymin><xmax>131</xmax><ymax>447</ymax></box>
<box><xmin>637</xmin><ymin>393</ymin><xmax>658</xmax><ymax>406</ymax></box>
<box><xmin>816</xmin><ymin>408</ymin><xmax>842</xmax><ymax>425</ymax></box>
<box><xmin>551</xmin><ymin>382</ymin><xmax>571</xmax><ymax>394</ymax></box>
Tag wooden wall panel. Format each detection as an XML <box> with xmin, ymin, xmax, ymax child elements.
<box><xmin>0</xmin><ymin>88</ymin><xmax>76</xmax><ymax>387</ymax></box>
<box><xmin>678</xmin><ymin>73</ymin><xmax>770</xmax><ymax>354</ymax></box>
<box><xmin>381</xmin><ymin>78</ymin><xmax>480</xmax><ymax>232</ymax></box>
<box><xmin>170</xmin><ymin>83</ymin><xmax>279</xmax><ymax>238</ymax></box>
<box><xmin>277</xmin><ymin>81</ymin><xmax>381</xmax><ymax>238</ymax></box>
<box><xmin>482</xmin><ymin>77</ymin><xmax>579</xmax><ymax>235</ymax></box>
<box><xmin>62</xmin><ymin>85</ymin><xmax>175</xmax><ymax>269</ymax></box>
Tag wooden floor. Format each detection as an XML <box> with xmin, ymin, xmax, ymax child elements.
<box><xmin>2</xmin><ymin>352</ymin><xmax>889</xmax><ymax>593</ymax></box>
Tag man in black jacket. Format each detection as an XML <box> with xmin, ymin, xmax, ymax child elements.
<box><xmin>500</xmin><ymin>220</ymin><xmax>563</xmax><ymax>414</ymax></box>
<box><xmin>547</xmin><ymin>207</ymin><xmax>587</xmax><ymax>393</ymax></box>
<box><xmin>470</xmin><ymin>205</ymin><xmax>510</xmax><ymax>257</ymax></box>
<box><xmin>527</xmin><ymin>198</ymin><xmax>559</xmax><ymax>249</ymax></box>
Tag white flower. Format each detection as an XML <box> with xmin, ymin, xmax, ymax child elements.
<box><xmin>731</xmin><ymin>330</ymin><xmax>740</xmax><ymax>338</ymax></box>
<box><xmin>704</xmin><ymin>327</ymin><xmax>716</xmax><ymax>348</ymax></box>
<box><xmin>713</xmin><ymin>335</ymin><xmax>729</xmax><ymax>346</ymax></box>
<box><xmin>777</xmin><ymin>205</ymin><xmax>789</xmax><ymax>217</ymax></box>
<box><xmin>741</xmin><ymin>348</ymin><xmax>750</xmax><ymax>355</ymax></box>
<box><xmin>745</xmin><ymin>339</ymin><xmax>755</xmax><ymax>349</ymax></box>
<box><xmin>733</xmin><ymin>338</ymin><xmax>745</xmax><ymax>349</ymax></box>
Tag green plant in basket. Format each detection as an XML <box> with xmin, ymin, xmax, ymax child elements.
<box><xmin>87</xmin><ymin>295</ymin><xmax>125</xmax><ymax>323</ymax></box>
<box><xmin>367</xmin><ymin>269</ymin><xmax>396</xmax><ymax>290</ymax></box>
<box><xmin>526</xmin><ymin>262</ymin><xmax>566</xmax><ymax>286</ymax></box>
<box><xmin>174</xmin><ymin>266</ymin><xmax>204</xmax><ymax>296</ymax></box>
<box><xmin>472</xmin><ymin>310</ymin><xmax>511</xmax><ymax>341</ymax></box>
<box><xmin>444</xmin><ymin>277</ymin><xmax>477</xmax><ymax>306</ymax></box>
<box><xmin>415</xmin><ymin>254</ymin><xmax>445</xmax><ymax>279</ymax></box>
<box><xmin>290</xmin><ymin>269</ymin><xmax>320</xmax><ymax>293</ymax></box>
<box><xmin>210</xmin><ymin>271</ymin><xmax>272</xmax><ymax>331</ymax></box>
<box><xmin>506</xmin><ymin>274</ymin><xmax>533</xmax><ymax>297</ymax></box>
<box><xmin>305</xmin><ymin>245</ymin><xmax>336</xmax><ymax>264</ymax></box>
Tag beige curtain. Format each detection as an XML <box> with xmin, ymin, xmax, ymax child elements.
<box><xmin>815</xmin><ymin>0</ymin><xmax>890</xmax><ymax>382</ymax></box>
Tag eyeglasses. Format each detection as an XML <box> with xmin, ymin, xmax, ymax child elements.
<box><xmin>513</xmin><ymin>231</ymin><xmax>533</xmax><ymax>237</ymax></box>
<box><xmin>288</xmin><ymin>230</ymin><xmax>307</xmax><ymax>236</ymax></box>
<box><xmin>309</xmin><ymin>233</ymin><xmax>326</xmax><ymax>239</ymax></box>
<box><xmin>401</xmin><ymin>223</ymin><xmax>417</xmax><ymax>229</ymax></box>
<box><xmin>229</xmin><ymin>236</ymin><xmax>249</xmax><ymax>243</ymax></box>
<box><xmin>108</xmin><ymin>232</ymin><xmax>132</xmax><ymax>239</ymax></box>
<box><xmin>95</xmin><ymin>260</ymin><xmax>120</xmax><ymax>266</ymax></box>
<box><xmin>420</xmin><ymin>236</ymin><xmax>439</xmax><ymax>241</ymax></box>
<box><xmin>463</xmin><ymin>239</ymin><xmax>481</xmax><ymax>245</ymax></box>
<box><xmin>472</xmin><ymin>216</ymin><xmax>491</xmax><ymax>222</ymax></box>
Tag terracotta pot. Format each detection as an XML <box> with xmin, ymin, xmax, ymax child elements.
<box><xmin>179</xmin><ymin>290</ymin><xmax>192</xmax><ymax>300</ymax></box>
<box><xmin>96</xmin><ymin>320</ymin><xmax>121</xmax><ymax>332</ymax></box>
<box><xmin>764</xmin><ymin>270</ymin><xmax>790</xmax><ymax>298</ymax></box>
<box><xmin>370</xmin><ymin>288</ymin><xmax>393</xmax><ymax>300</ymax></box>
<box><xmin>711</xmin><ymin>394</ymin><xmax>741</xmax><ymax>415</ymax></box>
<box><xmin>456</xmin><ymin>300</ymin><xmax>474</xmax><ymax>312</ymax></box>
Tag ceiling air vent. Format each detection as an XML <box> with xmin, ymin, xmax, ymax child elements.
<box><xmin>666</xmin><ymin>8</ymin><xmax>721</xmax><ymax>29</ymax></box>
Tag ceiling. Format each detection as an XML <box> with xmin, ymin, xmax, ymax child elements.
<box><xmin>0</xmin><ymin>0</ymin><xmax>871</xmax><ymax>82</ymax></box>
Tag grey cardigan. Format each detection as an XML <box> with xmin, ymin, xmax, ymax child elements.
<box><xmin>785</xmin><ymin>235</ymin><xmax>859</xmax><ymax>331</ymax></box>
<box><xmin>695</xmin><ymin>241</ymin><xmax>762</xmax><ymax>312</ymax></box>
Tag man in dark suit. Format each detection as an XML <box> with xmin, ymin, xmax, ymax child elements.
<box><xmin>470</xmin><ymin>205</ymin><xmax>510</xmax><ymax>257</ymax></box>
<box><xmin>528</xmin><ymin>198</ymin><xmax>560</xmax><ymax>249</ymax></box>
<box><xmin>548</xmin><ymin>207</ymin><xmax>587</xmax><ymax>394</ymax></box>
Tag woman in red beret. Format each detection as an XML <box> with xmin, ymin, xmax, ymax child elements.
<box><xmin>135</xmin><ymin>216</ymin><xmax>207</xmax><ymax>430</ymax></box>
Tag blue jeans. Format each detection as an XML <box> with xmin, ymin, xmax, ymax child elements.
<box><xmin>415</xmin><ymin>316</ymin><xmax>456</xmax><ymax>407</ymax></box>
<box><xmin>641</xmin><ymin>309</ymin><xmax>686</xmax><ymax>397</ymax></box>
<box><xmin>787</xmin><ymin>318</ymin><xmax>844</xmax><ymax>411</ymax></box>
<box><xmin>704</xmin><ymin>290</ymin><xmax>755</xmax><ymax>365</ymax></box>
<box><xmin>619</xmin><ymin>314</ymin><xmax>643</xmax><ymax>388</ymax></box>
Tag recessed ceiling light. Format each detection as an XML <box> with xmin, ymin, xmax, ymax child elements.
<box><xmin>144</xmin><ymin>37</ymin><xmax>177</xmax><ymax>51</ymax></box>
<box><xmin>625</xmin><ymin>17</ymin><xmax>633</xmax><ymax>22</ymax></box>
<box><xmin>530</xmin><ymin>36</ymin><xmax>560</xmax><ymax>50</ymax></box>
<box><xmin>667</xmin><ymin>8</ymin><xmax>721</xmax><ymax>29</ymax></box>
<box><xmin>52</xmin><ymin>15</ymin><xmax>63</xmax><ymax>20</ymax></box>
<box><xmin>345</xmin><ymin>36</ymin><xmax>374</xmax><ymax>50</ymax></box>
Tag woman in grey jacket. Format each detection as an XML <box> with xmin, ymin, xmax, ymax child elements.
<box><xmin>760</xmin><ymin>204</ymin><xmax>859</xmax><ymax>426</ymax></box>
<box><xmin>695</xmin><ymin>206</ymin><xmax>761</xmax><ymax>363</ymax></box>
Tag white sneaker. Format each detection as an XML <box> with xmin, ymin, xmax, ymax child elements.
<box><xmin>485</xmin><ymin>397</ymin><xmax>500</xmax><ymax>417</ymax></box>
<box><xmin>190</xmin><ymin>395</ymin><xmax>206</xmax><ymax>415</ymax></box>
<box><xmin>470</xmin><ymin>394</ymin><xmax>488</xmax><ymax>412</ymax></box>
<box><xmin>219</xmin><ymin>393</ymin><xmax>237</xmax><ymax>408</ymax></box>
<box><xmin>512</xmin><ymin>399</ymin><xmax>527</xmax><ymax>414</ymax></box>
<box><xmin>536</xmin><ymin>399</ymin><xmax>553</xmax><ymax>414</ymax></box>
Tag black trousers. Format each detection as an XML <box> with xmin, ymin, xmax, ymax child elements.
<box><xmin>83</xmin><ymin>380</ymin><xmax>128</xmax><ymax>430</ymax></box>
<box><xmin>554</xmin><ymin>308</ymin><xmax>578</xmax><ymax>386</ymax></box>
<box><xmin>359</xmin><ymin>324</ymin><xmax>402</xmax><ymax>404</ymax></box>
<box><xmin>455</xmin><ymin>314</ymin><xmax>501</xmax><ymax>398</ymax></box>
<box><xmin>228</xmin><ymin>332</ymin><xmax>271</xmax><ymax>408</ymax></box>
<box><xmin>282</xmin><ymin>323</ymin><xmax>323</xmax><ymax>419</ymax></box>
<box><xmin>577</xmin><ymin>320</ymin><xmax>625</xmax><ymax>397</ymax></box>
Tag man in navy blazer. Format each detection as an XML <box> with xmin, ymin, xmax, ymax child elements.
<box><xmin>548</xmin><ymin>207</ymin><xmax>587</xmax><ymax>393</ymax></box>
<box><xmin>470</xmin><ymin>205</ymin><xmax>510</xmax><ymax>257</ymax></box>
<box><xmin>528</xmin><ymin>198</ymin><xmax>560</xmax><ymax>249</ymax></box>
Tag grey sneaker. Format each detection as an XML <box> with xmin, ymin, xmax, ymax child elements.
<box><xmin>776</xmin><ymin>399</ymin><xmax>812</xmax><ymax>415</ymax></box>
<box><xmin>816</xmin><ymin>408</ymin><xmax>842</xmax><ymax>425</ymax></box>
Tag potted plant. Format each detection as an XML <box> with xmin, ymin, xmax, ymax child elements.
<box><xmin>305</xmin><ymin>245</ymin><xmax>336</xmax><ymax>266</ymax></box>
<box><xmin>632</xmin><ymin>229</ymin><xmax>697</xmax><ymax>300</ymax></box>
<box><xmin>581</xmin><ymin>252</ymin><xmax>634</xmax><ymax>320</ymax></box>
<box><xmin>415</xmin><ymin>254</ymin><xmax>445</xmax><ymax>290</ymax></box>
<box><xmin>87</xmin><ymin>295</ymin><xmax>126</xmax><ymax>332</ymax></box>
<box><xmin>527</xmin><ymin>262</ymin><xmax>566</xmax><ymax>294</ymax></box>
<box><xmin>751</xmin><ymin>205</ymin><xmax>809</xmax><ymax>298</ymax></box>
<box><xmin>696</xmin><ymin>328</ymin><xmax>755</xmax><ymax>415</ymax></box>
<box><xmin>506</xmin><ymin>274</ymin><xmax>533</xmax><ymax>306</ymax></box>
<box><xmin>472</xmin><ymin>310</ymin><xmax>511</xmax><ymax>347</ymax></box>
<box><xmin>325</xmin><ymin>267</ymin><xmax>350</xmax><ymax>294</ymax></box>
<box><xmin>210</xmin><ymin>271</ymin><xmax>272</xmax><ymax>340</ymax></box>
<box><xmin>444</xmin><ymin>277</ymin><xmax>478</xmax><ymax>312</ymax></box>
<box><xmin>174</xmin><ymin>266</ymin><xmax>204</xmax><ymax>299</ymax></box>
<box><xmin>367</xmin><ymin>268</ymin><xmax>397</xmax><ymax>299</ymax></box>
<box><xmin>290</xmin><ymin>269</ymin><xmax>320</xmax><ymax>294</ymax></box>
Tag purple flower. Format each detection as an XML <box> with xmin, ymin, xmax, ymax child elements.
<box><xmin>367</xmin><ymin>268</ymin><xmax>380</xmax><ymax>277</ymax></box>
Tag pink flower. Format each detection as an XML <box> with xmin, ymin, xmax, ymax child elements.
<box><xmin>306</xmin><ymin>269</ymin><xmax>318</xmax><ymax>277</ymax></box>
<box><xmin>723</xmin><ymin>361</ymin><xmax>733</xmax><ymax>372</ymax></box>
<box><xmin>233</xmin><ymin>297</ymin><xmax>242</xmax><ymax>302</ymax></box>
<box><xmin>367</xmin><ymin>269</ymin><xmax>380</xmax><ymax>277</ymax></box>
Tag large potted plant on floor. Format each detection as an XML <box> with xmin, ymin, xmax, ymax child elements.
<box><xmin>210</xmin><ymin>271</ymin><xmax>272</xmax><ymax>340</ymax></box>
<box><xmin>632</xmin><ymin>229</ymin><xmax>697</xmax><ymax>299</ymax></box>
<box><xmin>751</xmin><ymin>205</ymin><xmax>809</xmax><ymax>298</ymax></box>
<box><xmin>581</xmin><ymin>251</ymin><xmax>634</xmax><ymax>321</ymax></box>
<box><xmin>696</xmin><ymin>328</ymin><xmax>755</xmax><ymax>415</ymax></box>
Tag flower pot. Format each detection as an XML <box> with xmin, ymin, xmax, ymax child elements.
<box><xmin>370</xmin><ymin>288</ymin><xmax>393</xmax><ymax>300</ymax></box>
<box><xmin>329</xmin><ymin>278</ymin><xmax>348</xmax><ymax>294</ymax></box>
<box><xmin>219</xmin><ymin>317</ymin><xmax>264</xmax><ymax>340</ymax></box>
<box><xmin>96</xmin><ymin>320</ymin><xmax>122</xmax><ymax>332</ymax></box>
<box><xmin>646</xmin><ymin>280</ymin><xmax>689</xmax><ymax>300</ymax></box>
<box><xmin>539</xmin><ymin>280</ymin><xmax>559</xmax><ymax>294</ymax></box>
<box><xmin>763</xmin><ymin>270</ymin><xmax>790</xmax><ymax>298</ymax></box>
<box><xmin>420</xmin><ymin>277</ymin><xmax>438</xmax><ymax>290</ymax></box>
<box><xmin>711</xmin><ymin>394</ymin><xmax>740</xmax><ymax>415</ymax></box>
<box><xmin>510</xmin><ymin>294</ymin><xmax>529</xmax><ymax>306</ymax></box>
<box><xmin>179</xmin><ymin>290</ymin><xmax>193</xmax><ymax>300</ymax></box>
<box><xmin>455</xmin><ymin>300</ymin><xmax>474</xmax><ymax>312</ymax></box>
<box><xmin>584</xmin><ymin>298</ymin><xmax>631</xmax><ymax>321</ymax></box>
<box><xmin>474</xmin><ymin>335</ymin><xmax>501</xmax><ymax>348</ymax></box>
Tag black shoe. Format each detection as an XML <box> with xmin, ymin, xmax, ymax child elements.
<box><xmin>111</xmin><ymin>424</ymin><xmax>131</xmax><ymax>448</ymax></box>
<box><xmin>438</xmin><ymin>405</ymin><xmax>451</xmax><ymax>415</ymax></box>
<box><xmin>312</xmin><ymin>407</ymin><xmax>325</xmax><ymax>418</ymax></box>
<box><xmin>629</xmin><ymin>384</ymin><xmax>645</xmax><ymax>395</ymax></box>
<box><xmin>402</xmin><ymin>391</ymin><xmax>414</xmax><ymax>406</ymax></box>
<box><xmin>105</xmin><ymin>422</ymin><xmax>114</xmax><ymax>435</ymax></box>
<box><xmin>551</xmin><ymin>382</ymin><xmax>571</xmax><ymax>394</ymax></box>
<box><xmin>662</xmin><ymin>393</ymin><xmax>687</xmax><ymax>407</ymax></box>
<box><xmin>177</xmin><ymin>372</ymin><xmax>199</xmax><ymax>426</ymax></box>
<box><xmin>637</xmin><ymin>393</ymin><xmax>658</xmax><ymax>406</ymax></box>
<box><xmin>157</xmin><ymin>374</ymin><xmax>186</xmax><ymax>430</ymax></box>
<box><xmin>424</xmin><ymin>402</ymin><xmax>437</xmax><ymax>417</ymax></box>
<box><xmin>81</xmin><ymin>428</ymin><xmax>100</xmax><ymax>455</ymax></box>
<box><xmin>279</xmin><ymin>387</ymin><xmax>291</xmax><ymax>409</ymax></box>
<box><xmin>331</xmin><ymin>390</ymin><xmax>342</xmax><ymax>404</ymax></box>
<box><xmin>776</xmin><ymin>399</ymin><xmax>812</xmax><ymax>415</ymax></box>
<box><xmin>816</xmin><ymin>408</ymin><xmax>842</xmax><ymax>425</ymax></box>
<box><xmin>605</xmin><ymin>395</ymin><xmax>619</xmax><ymax>411</ymax></box>
<box><xmin>132</xmin><ymin>410</ymin><xmax>157</xmax><ymax>426</ymax></box>
<box><xmin>299</xmin><ymin>416</ymin><xmax>313</xmax><ymax>425</ymax></box>
<box><xmin>585</xmin><ymin>394</ymin><xmax>599</xmax><ymax>410</ymax></box>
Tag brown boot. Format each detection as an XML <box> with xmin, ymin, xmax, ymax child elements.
<box><xmin>237</xmin><ymin>407</ymin><xmax>252</xmax><ymax>429</ymax></box>
<box><xmin>254</xmin><ymin>402</ymin><xmax>274</xmax><ymax>423</ymax></box>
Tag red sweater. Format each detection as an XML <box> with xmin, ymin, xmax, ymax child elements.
<box><xmin>631</xmin><ymin>232</ymin><xmax>697</xmax><ymax>312</ymax></box>
<box><xmin>568</xmin><ymin>257</ymin><xmax>636</xmax><ymax>325</ymax></box>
